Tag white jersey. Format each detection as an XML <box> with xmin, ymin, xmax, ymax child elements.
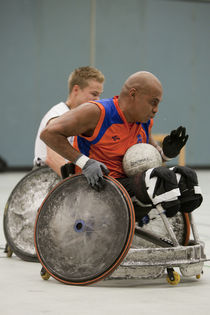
<box><xmin>34</xmin><ymin>102</ymin><xmax>72</xmax><ymax>165</ymax></box>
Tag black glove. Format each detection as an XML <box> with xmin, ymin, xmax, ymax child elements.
<box><xmin>82</xmin><ymin>159</ymin><xmax>110</xmax><ymax>191</ymax></box>
<box><xmin>60</xmin><ymin>163</ymin><xmax>75</xmax><ymax>179</ymax></box>
<box><xmin>162</xmin><ymin>126</ymin><xmax>188</xmax><ymax>159</ymax></box>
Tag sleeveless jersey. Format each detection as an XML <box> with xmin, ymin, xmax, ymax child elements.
<box><xmin>34</xmin><ymin>102</ymin><xmax>72</xmax><ymax>165</ymax></box>
<box><xmin>74</xmin><ymin>96</ymin><xmax>153</xmax><ymax>178</ymax></box>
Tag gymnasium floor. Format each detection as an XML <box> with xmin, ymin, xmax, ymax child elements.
<box><xmin>0</xmin><ymin>170</ymin><xmax>210</xmax><ymax>315</ymax></box>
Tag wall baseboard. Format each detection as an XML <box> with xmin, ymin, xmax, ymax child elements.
<box><xmin>0</xmin><ymin>166</ymin><xmax>33</xmax><ymax>172</ymax></box>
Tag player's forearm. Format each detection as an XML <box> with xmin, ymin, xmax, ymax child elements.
<box><xmin>149</xmin><ymin>135</ymin><xmax>167</xmax><ymax>161</ymax></box>
<box><xmin>149</xmin><ymin>135</ymin><xmax>161</xmax><ymax>151</ymax></box>
<box><xmin>45</xmin><ymin>147</ymin><xmax>67</xmax><ymax>177</ymax></box>
<box><xmin>40</xmin><ymin>128</ymin><xmax>80</xmax><ymax>163</ymax></box>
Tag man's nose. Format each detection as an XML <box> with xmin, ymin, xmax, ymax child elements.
<box><xmin>153</xmin><ymin>105</ymin><xmax>158</xmax><ymax>113</ymax></box>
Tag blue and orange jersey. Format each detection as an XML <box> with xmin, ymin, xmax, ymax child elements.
<box><xmin>73</xmin><ymin>96</ymin><xmax>153</xmax><ymax>178</ymax></box>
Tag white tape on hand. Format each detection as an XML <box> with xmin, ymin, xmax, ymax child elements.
<box><xmin>160</xmin><ymin>149</ymin><xmax>172</xmax><ymax>161</ymax></box>
<box><xmin>75</xmin><ymin>155</ymin><xmax>89</xmax><ymax>169</ymax></box>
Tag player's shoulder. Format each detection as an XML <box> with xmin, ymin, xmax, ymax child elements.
<box><xmin>90</xmin><ymin>97</ymin><xmax>115</xmax><ymax>107</ymax></box>
<box><xmin>50</xmin><ymin>102</ymin><xmax>69</xmax><ymax>113</ymax></box>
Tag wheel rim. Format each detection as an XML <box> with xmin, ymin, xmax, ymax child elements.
<box><xmin>35</xmin><ymin>175</ymin><xmax>135</xmax><ymax>285</ymax></box>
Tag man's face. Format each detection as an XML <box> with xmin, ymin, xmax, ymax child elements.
<box><xmin>131</xmin><ymin>86</ymin><xmax>162</xmax><ymax>123</ymax></box>
<box><xmin>74</xmin><ymin>79</ymin><xmax>104</xmax><ymax>106</ymax></box>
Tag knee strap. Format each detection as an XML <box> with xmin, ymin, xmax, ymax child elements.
<box><xmin>144</xmin><ymin>167</ymin><xmax>181</xmax><ymax>217</ymax></box>
<box><xmin>170</xmin><ymin>166</ymin><xmax>203</xmax><ymax>213</ymax></box>
<box><xmin>132</xmin><ymin>166</ymin><xmax>181</xmax><ymax>217</ymax></box>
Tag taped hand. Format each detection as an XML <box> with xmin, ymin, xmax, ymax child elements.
<box><xmin>82</xmin><ymin>159</ymin><xmax>110</xmax><ymax>191</ymax></box>
<box><xmin>162</xmin><ymin>126</ymin><xmax>188</xmax><ymax>159</ymax></box>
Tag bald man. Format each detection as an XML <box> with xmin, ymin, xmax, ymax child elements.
<box><xmin>40</xmin><ymin>71</ymin><xmax>188</xmax><ymax>195</ymax></box>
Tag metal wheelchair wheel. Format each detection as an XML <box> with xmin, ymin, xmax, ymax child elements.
<box><xmin>3</xmin><ymin>166</ymin><xmax>60</xmax><ymax>262</ymax></box>
<box><xmin>34</xmin><ymin>175</ymin><xmax>135</xmax><ymax>285</ymax></box>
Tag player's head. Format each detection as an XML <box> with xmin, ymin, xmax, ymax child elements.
<box><xmin>67</xmin><ymin>66</ymin><xmax>105</xmax><ymax>107</ymax></box>
<box><xmin>120</xmin><ymin>71</ymin><xmax>163</xmax><ymax>123</ymax></box>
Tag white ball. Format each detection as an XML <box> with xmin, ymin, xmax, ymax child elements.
<box><xmin>123</xmin><ymin>143</ymin><xmax>162</xmax><ymax>176</ymax></box>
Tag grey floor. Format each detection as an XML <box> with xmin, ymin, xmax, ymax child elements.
<box><xmin>0</xmin><ymin>170</ymin><xmax>210</xmax><ymax>315</ymax></box>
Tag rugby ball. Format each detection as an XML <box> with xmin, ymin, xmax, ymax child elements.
<box><xmin>123</xmin><ymin>143</ymin><xmax>162</xmax><ymax>176</ymax></box>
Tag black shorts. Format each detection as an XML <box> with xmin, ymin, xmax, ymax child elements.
<box><xmin>115</xmin><ymin>177</ymin><xmax>135</xmax><ymax>198</ymax></box>
<box><xmin>116</xmin><ymin>176</ymin><xmax>152</xmax><ymax>221</ymax></box>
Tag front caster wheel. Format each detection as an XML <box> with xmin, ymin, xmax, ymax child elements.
<box><xmin>40</xmin><ymin>267</ymin><xmax>50</xmax><ymax>280</ymax></box>
<box><xmin>4</xmin><ymin>243</ymin><xmax>13</xmax><ymax>258</ymax></box>
<box><xmin>166</xmin><ymin>268</ymin><xmax>180</xmax><ymax>285</ymax></box>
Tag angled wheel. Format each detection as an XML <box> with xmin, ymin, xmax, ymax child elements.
<box><xmin>133</xmin><ymin>211</ymin><xmax>190</xmax><ymax>248</ymax></box>
<box><xmin>3</xmin><ymin>166</ymin><xmax>60</xmax><ymax>262</ymax></box>
<box><xmin>35</xmin><ymin>175</ymin><xmax>135</xmax><ymax>285</ymax></box>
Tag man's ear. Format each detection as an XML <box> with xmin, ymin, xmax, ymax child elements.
<box><xmin>72</xmin><ymin>84</ymin><xmax>80</xmax><ymax>94</ymax></box>
<box><xmin>129</xmin><ymin>88</ymin><xmax>136</xmax><ymax>98</ymax></box>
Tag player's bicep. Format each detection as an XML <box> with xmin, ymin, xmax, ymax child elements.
<box><xmin>46</xmin><ymin>116</ymin><xmax>59</xmax><ymax>126</ymax></box>
<box><xmin>45</xmin><ymin>103</ymin><xmax>101</xmax><ymax>138</ymax></box>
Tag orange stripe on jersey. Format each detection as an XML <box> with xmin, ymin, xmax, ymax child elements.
<box><xmin>80</xmin><ymin>102</ymin><xmax>105</xmax><ymax>142</ymax></box>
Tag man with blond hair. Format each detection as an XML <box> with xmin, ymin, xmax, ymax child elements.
<box><xmin>34</xmin><ymin>66</ymin><xmax>105</xmax><ymax>176</ymax></box>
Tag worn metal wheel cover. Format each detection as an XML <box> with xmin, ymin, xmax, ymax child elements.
<box><xmin>35</xmin><ymin>175</ymin><xmax>135</xmax><ymax>285</ymax></box>
<box><xmin>3</xmin><ymin>166</ymin><xmax>60</xmax><ymax>261</ymax></box>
